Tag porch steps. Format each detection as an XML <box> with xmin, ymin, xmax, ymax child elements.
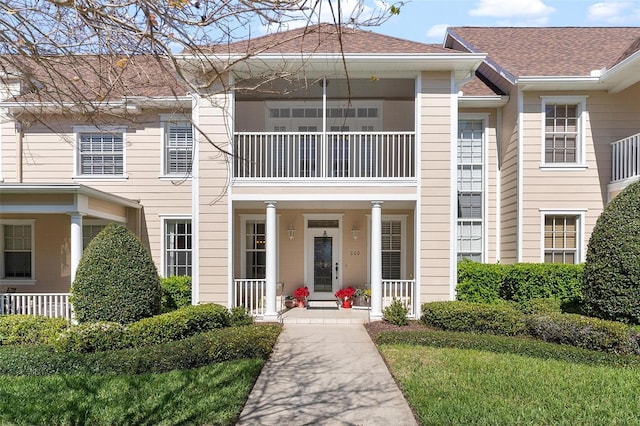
<box><xmin>306</xmin><ymin>299</ymin><xmax>339</xmax><ymax>309</ymax></box>
<box><xmin>278</xmin><ymin>303</ymin><xmax>370</xmax><ymax>324</ymax></box>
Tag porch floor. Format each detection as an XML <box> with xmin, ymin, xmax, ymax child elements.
<box><xmin>277</xmin><ymin>306</ymin><xmax>370</xmax><ymax>324</ymax></box>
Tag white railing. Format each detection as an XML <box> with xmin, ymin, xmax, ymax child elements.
<box><xmin>382</xmin><ymin>280</ymin><xmax>415</xmax><ymax>318</ymax></box>
<box><xmin>611</xmin><ymin>133</ymin><xmax>640</xmax><ymax>182</ymax></box>
<box><xmin>0</xmin><ymin>293</ymin><xmax>72</xmax><ymax>320</ymax></box>
<box><xmin>233</xmin><ymin>279</ymin><xmax>266</xmax><ymax>317</ymax></box>
<box><xmin>234</xmin><ymin>132</ymin><xmax>415</xmax><ymax>179</ymax></box>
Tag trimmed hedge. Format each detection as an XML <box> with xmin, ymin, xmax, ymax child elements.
<box><xmin>421</xmin><ymin>300</ymin><xmax>640</xmax><ymax>355</ymax></box>
<box><xmin>0</xmin><ymin>324</ymin><xmax>281</xmax><ymax>376</ymax></box>
<box><xmin>583</xmin><ymin>180</ymin><xmax>640</xmax><ymax>324</ymax></box>
<box><xmin>54</xmin><ymin>303</ymin><xmax>231</xmax><ymax>353</ymax></box>
<box><xmin>160</xmin><ymin>275</ymin><xmax>192</xmax><ymax>312</ymax></box>
<box><xmin>456</xmin><ymin>261</ymin><xmax>583</xmax><ymax>309</ymax></box>
<box><xmin>525</xmin><ymin>313</ymin><xmax>640</xmax><ymax>355</ymax></box>
<box><xmin>72</xmin><ymin>223</ymin><xmax>162</xmax><ymax>324</ymax></box>
<box><xmin>501</xmin><ymin>263</ymin><xmax>583</xmax><ymax>305</ymax></box>
<box><xmin>456</xmin><ymin>260</ymin><xmax>506</xmax><ymax>303</ymax></box>
<box><xmin>0</xmin><ymin>316</ymin><xmax>68</xmax><ymax>345</ymax></box>
<box><xmin>126</xmin><ymin>303</ymin><xmax>230</xmax><ymax>347</ymax></box>
<box><xmin>421</xmin><ymin>301</ymin><xmax>525</xmax><ymax>336</ymax></box>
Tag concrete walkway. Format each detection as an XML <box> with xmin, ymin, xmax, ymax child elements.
<box><xmin>237</xmin><ymin>324</ymin><xmax>418</xmax><ymax>426</ymax></box>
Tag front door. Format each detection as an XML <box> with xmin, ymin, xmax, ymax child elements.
<box><xmin>306</xmin><ymin>225</ymin><xmax>341</xmax><ymax>299</ymax></box>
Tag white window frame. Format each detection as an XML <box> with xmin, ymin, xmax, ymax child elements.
<box><xmin>539</xmin><ymin>209</ymin><xmax>586</xmax><ymax>264</ymax></box>
<box><xmin>73</xmin><ymin>126</ymin><xmax>128</xmax><ymax>180</ymax></box>
<box><xmin>239</xmin><ymin>214</ymin><xmax>271</xmax><ymax>280</ymax></box>
<box><xmin>366</xmin><ymin>215</ymin><xmax>406</xmax><ymax>283</ymax></box>
<box><xmin>0</xmin><ymin>219</ymin><xmax>36</xmax><ymax>285</ymax></box>
<box><xmin>160</xmin><ymin>215</ymin><xmax>193</xmax><ymax>278</ymax></box>
<box><xmin>540</xmin><ymin>96</ymin><xmax>587</xmax><ymax>169</ymax></box>
<box><xmin>160</xmin><ymin>115</ymin><xmax>193</xmax><ymax>179</ymax></box>
<box><xmin>457</xmin><ymin>114</ymin><xmax>488</xmax><ymax>263</ymax></box>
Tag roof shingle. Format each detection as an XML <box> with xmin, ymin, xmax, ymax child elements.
<box><xmin>448</xmin><ymin>27</ymin><xmax>640</xmax><ymax>77</ymax></box>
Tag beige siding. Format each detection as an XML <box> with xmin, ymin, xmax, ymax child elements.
<box><xmin>499</xmin><ymin>92</ymin><xmax>519</xmax><ymax>263</ymax></box>
<box><xmin>520</xmin><ymin>83</ymin><xmax>640</xmax><ymax>262</ymax></box>
<box><xmin>3</xmin><ymin>111</ymin><xmax>192</xmax><ymax>274</ymax></box>
<box><xmin>197</xmin><ymin>94</ymin><xmax>231</xmax><ymax>305</ymax></box>
<box><xmin>419</xmin><ymin>71</ymin><xmax>453</xmax><ymax>302</ymax></box>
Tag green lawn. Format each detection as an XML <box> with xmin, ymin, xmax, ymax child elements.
<box><xmin>0</xmin><ymin>359</ymin><xmax>263</xmax><ymax>426</ymax></box>
<box><xmin>380</xmin><ymin>343</ymin><xmax>640</xmax><ymax>425</ymax></box>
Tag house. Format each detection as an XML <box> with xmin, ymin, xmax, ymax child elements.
<box><xmin>1</xmin><ymin>25</ymin><xmax>640</xmax><ymax>320</ymax></box>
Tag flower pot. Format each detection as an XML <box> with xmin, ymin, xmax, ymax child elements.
<box><xmin>341</xmin><ymin>298</ymin><xmax>352</xmax><ymax>309</ymax></box>
<box><xmin>284</xmin><ymin>299</ymin><xmax>295</xmax><ymax>309</ymax></box>
<box><xmin>297</xmin><ymin>300</ymin><xmax>306</xmax><ymax>308</ymax></box>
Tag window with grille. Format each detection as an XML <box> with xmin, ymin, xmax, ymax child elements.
<box><xmin>541</xmin><ymin>97</ymin><xmax>586</xmax><ymax>166</ymax></box>
<box><xmin>83</xmin><ymin>224</ymin><xmax>106</xmax><ymax>249</ymax></box>
<box><xmin>545</xmin><ymin>104</ymin><xmax>578</xmax><ymax>163</ymax></box>
<box><xmin>78</xmin><ymin>132</ymin><xmax>124</xmax><ymax>176</ymax></box>
<box><xmin>165</xmin><ymin>219</ymin><xmax>192</xmax><ymax>277</ymax></box>
<box><xmin>245</xmin><ymin>220</ymin><xmax>266</xmax><ymax>279</ymax></box>
<box><xmin>2</xmin><ymin>223</ymin><xmax>33</xmax><ymax>279</ymax></box>
<box><xmin>457</xmin><ymin>119</ymin><xmax>484</xmax><ymax>262</ymax></box>
<box><xmin>164</xmin><ymin>121</ymin><xmax>193</xmax><ymax>175</ymax></box>
<box><xmin>381</xmin><ymin>220</ymin><xmax>402</xmax><ymax>279</ymax></box>
<box><xmin>544</xmin><ymin>215</ymin><xmax>578</xmax><ymax>264</ymax></box>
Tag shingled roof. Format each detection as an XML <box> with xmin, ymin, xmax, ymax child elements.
<box><xmin>2</xmin><ymin>55</ymin><xmax>190</xmax><ymax>103</ymax></box>
<box><xmin>204</xmin><ymin>23</ymin><xmax>453</xmax><ymax>55</ymax></box>
<box><xmin>448</xmin><ymin>27</ymin><xmax>640</xmax><ymax>77</ymax></box>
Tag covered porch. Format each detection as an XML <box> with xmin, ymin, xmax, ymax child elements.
<box><xmin>0</xmin><ymin>184</ymin><xmax>142</xmax><ymax>320</ymax></box>
<box><xmin>230</xmin><ymin>198</ymin><xmax>418</xmax><ymax>321</ymax></box>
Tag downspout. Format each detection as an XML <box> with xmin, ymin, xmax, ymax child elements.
<box><xmin>16</xmin><ymin>121</ymin><xmax>23</xmax><ymax>183</ymax></box>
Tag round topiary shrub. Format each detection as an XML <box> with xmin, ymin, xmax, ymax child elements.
<box><xmin>583</xmin><ymin>180</ymin><xmax>640</xmax><ymax>324</ymax></box>
<box><xmin>72</xmin><ymin>223</ymin><xmax>162</xmax><ymax>324</ymax></box>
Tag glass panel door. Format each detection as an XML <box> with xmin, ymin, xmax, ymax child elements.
<box><xmin>313</xmin><ymin>235</ymin><xmax>333</xmax><ymax>292</ymax></box>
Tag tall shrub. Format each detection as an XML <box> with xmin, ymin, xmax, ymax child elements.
<box><xmin>72</xmin><ymin>223</ymin><xmax>162</xmax><ymax>324</ymax></box>
<box><xmin>583</xmin><ymin>180</ymin><xmax>640</xmax><ymax>324</ymax></box>
<box><xmin>456</xmin><ymin>260</ymin><xmax>507</xmax><ymax>303</ymax></box>
<box><xmin>500</xmin><ymin>263</ymin><xmax>583</xmax><ymax>306</ymax></box>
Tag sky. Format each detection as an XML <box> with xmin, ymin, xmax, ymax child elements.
<box><xmin>289</xmin><ymin>0</ymin><xmax>640</xmax><ymax>44</ymax></box>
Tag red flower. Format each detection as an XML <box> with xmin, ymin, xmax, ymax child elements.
<box><xmin>334</xmin><ymin>287</ymin><xmax>356</xmax><ymax>299</ymax></box>
<box><xmin>294</xmin><ymin>286</ymin><xmax>309</xmax><ymax>301</ymax></box>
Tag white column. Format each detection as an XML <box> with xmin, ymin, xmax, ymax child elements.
<box><xmin>370</xmin><ymin>201</ymin><xmax>383</xmax><ymax>319</ymax></box>
<box><xmin>264</xmin><ymin>201</ymin><xmax>278</xmax><ymax>319</ymax></box>
<box><xmin>70</xmin><ymin>214</ymin><xmax>84</xmax><ymax>283</ymax></box>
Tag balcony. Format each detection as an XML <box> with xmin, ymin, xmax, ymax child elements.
<box><xmin>233</xmin><ymin>132</ymin><xmax>415</xmax><ymax>181</ymax></box>
<box><xmin>611</xmin><ymin>132</ymin><xmax>640</xmax><ymax>183</ymax></box>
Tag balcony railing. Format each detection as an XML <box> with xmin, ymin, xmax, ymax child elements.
<box><xmin>382</xmin><ymin>280</ymin><xmax>416</xmax><ymax>318</ymax></box>
<box><xmin>0</xmin><ymin>293</ymin><xmax>72</xmax><ymax>320</ymax></box>
<box><xmin>234</xmin><ymin>132</ymin><xmax>415</xmax><ymax>179</ymax></box>
<box><xmin>611</xmin><ymin>133</ymin><xmax>640</xmax><ymax>182</ymax></box>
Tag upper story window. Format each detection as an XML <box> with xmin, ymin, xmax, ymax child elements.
<box><xmin>75</xmin><ymin>127</ymin><xmax>126</xmax><ymax>177</ymax></box>
<box><xmin>541</xmin><ymin>97</ymin><xmax>586</xmax><ymax>167</ymax></box>
<box><xmin>163</xmin><ymin>119</ymin><xmax>193</xmax><ymax>176</ymax></box>
<box><xmin>1</xmin><ymin>220</ymin><xmax>35</xmax><ymax>283</ymax></box>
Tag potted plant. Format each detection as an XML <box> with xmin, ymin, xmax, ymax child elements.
<box><xmin>284</xmin><ymin>295</ymin><xmax>295</xmax><ymax>309</ymax></box>
<box><xmin>293</xmin><ymin>286</ymin><xmax>309</xmax><ymax>308</ymax></box>
<box><xmin>335</xmin><ymin>286</ymin><xmax>356</xmax><ymax>308</ymax></box>
<box><xmin>354</xmin><ymin>288</ymin><xmax>371</xmax><ymax>307</ymax></box>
